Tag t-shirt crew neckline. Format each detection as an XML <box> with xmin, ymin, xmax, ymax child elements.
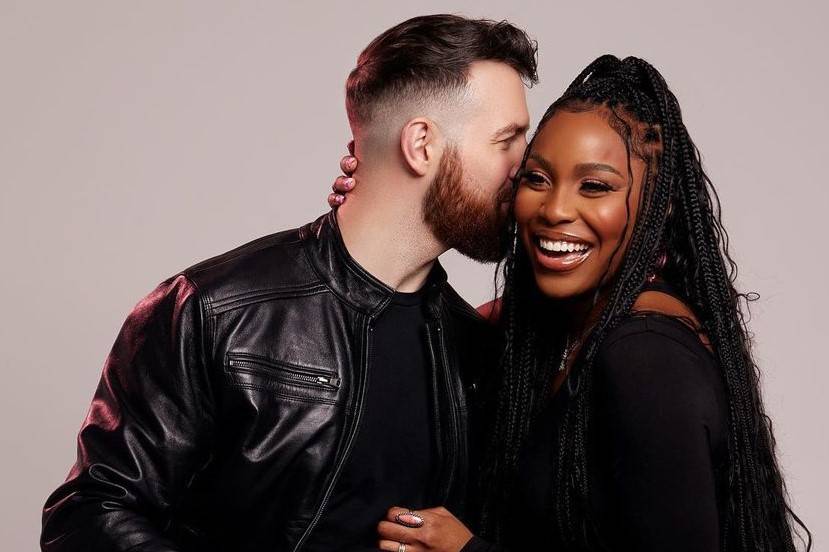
<box><xmin>391</xmin><ymin>285</ymin><xmax>429</xmax><ymax>307</ymax></box>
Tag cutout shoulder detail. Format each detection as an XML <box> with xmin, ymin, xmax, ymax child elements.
<box><xmin>631</xmin><ymin>291</ymin><xmax>712</xmax><ymax>352</ymax></box>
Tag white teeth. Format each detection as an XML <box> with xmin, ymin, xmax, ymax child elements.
<box><xmin>538</xmin><ymin>238</ymin><xmax>590</xmax><ymax>253</ymax></box>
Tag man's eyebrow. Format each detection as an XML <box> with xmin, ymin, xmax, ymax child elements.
<box><xmin>491</xmin><ymin>122</ymin><xmax>528</xmax><ymax>140</ymax></box>
<box><xmin>574</xmin><ymin>162</ymin><xmax>623</xmax><ymax>177</ymax></box>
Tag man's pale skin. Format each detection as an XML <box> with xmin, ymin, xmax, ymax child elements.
<box><xmin>337</xmin><ymin>60</ymin><xmax>531</xmax><ymax>292</ymax></box>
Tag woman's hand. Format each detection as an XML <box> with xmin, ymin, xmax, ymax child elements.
<box><xmin>328</xmin><ymin>140</ymin><xmax>358</xmax><ymax>208</ymax></box>
<box><xmin>377</xmin><ymin>506</ymin><xmax>474</xmax><ymax>552</ymax></box>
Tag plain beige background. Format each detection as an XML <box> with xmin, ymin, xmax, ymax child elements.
<box><xmin>2</xmin><ymin>0</ymin><xmax>826</xmax><ymax>548</ymax></box>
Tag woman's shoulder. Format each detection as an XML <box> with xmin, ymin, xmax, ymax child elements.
<box><xmin>594</xmin><ymin>312</ymin><xmax>729</xmax><ymax>457</ymax></box>
<box><xmin>595</xmin><ymin>313</ymin><xmax>724</xmax><ymax>416</ymax></box>
<box><xmin>635</xmin><ymin>283</ymin><xmax>712</xmax><ymax>341</ymax></box>
<box><xmin>601</xmin><ymin>313</ymin><xmax>711</xmax><ymax>359</ymax></box>
<box><xmin>476</xmin><ymin>297</ymin><xmax>502</xmax><ymax>324</ymax></box>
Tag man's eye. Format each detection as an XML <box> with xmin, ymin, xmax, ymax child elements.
<box><xmin>581</xmin><ymin>180</ymin><xmax>612</xmax><ymax>193</ymax></box>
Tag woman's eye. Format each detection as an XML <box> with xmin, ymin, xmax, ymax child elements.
<box><xmin>519</xmin><ymin>171</ymin><xmax>548</xmax><ymax>188</ymax></box>
<box><xmin>581</xmin><ymin>180</ymin><xmax>612</xmax><ymax>193</ymax></box>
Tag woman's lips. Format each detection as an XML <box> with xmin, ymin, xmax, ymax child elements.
<box><xmin>531</xmin><ymin>235</ymin><xmax>593</xmax><ymax>272</ymax></box>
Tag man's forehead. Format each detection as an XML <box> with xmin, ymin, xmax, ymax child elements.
<box><xmin>466</xmin><ymin>59</ymin><xmax>525</xmax><ymax>83</ymax></box>
<box><xmin>465</xmin><ymin>61</ymin><xmax>529</xmax><ymax>116</ymax></box>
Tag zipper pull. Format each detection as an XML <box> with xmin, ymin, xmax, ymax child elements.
<box><xmin>317</xmin><ymin>375</ymin><xmax>341</xmax><ymax>387</ymax></box>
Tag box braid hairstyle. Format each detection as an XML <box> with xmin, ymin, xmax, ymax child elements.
<box><xmin>477</xmin><ymin>55</ymin><xmax>811</xmax><ymax>551</ymax></box>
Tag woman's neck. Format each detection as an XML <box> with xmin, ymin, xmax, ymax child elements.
<box><xmin>556</xmin><ymin>288</ymin><xmax>610</xmax><ymax>340</ymax></box>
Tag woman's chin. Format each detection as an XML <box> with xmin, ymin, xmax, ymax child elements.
<box><xmin>532</xmin><ymin>273</ymin><xmax>593</xmax><ymax>301</ymax></box>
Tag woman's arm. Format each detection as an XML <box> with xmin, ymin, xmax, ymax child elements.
<box><xmin>595</xmin><ymin>322</ymin><xmax>725</xmax><ymax>550</ymax></box>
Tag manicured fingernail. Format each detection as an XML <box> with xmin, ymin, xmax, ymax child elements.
<box><xmin>346</xmin><ymin>157</ymin><xmax>357</xmax><ymax>168</ymax></box>
<box><xmin>336</xmin><ymin>195</ymin><xmax>344</xmax><ymax>203</ymax></box>
<box><xmin>344</xmin><ymin>178</ymin><xmax>354</xmax><ymax>188</ymax></box>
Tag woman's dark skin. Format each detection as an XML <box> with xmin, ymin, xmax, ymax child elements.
<box><xmin>329</xmin><ymin>106</ymin><xmax>710</xmax><ymax>551</ymax></box>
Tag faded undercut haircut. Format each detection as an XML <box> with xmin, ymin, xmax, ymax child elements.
<box><xmin>345</xmin><ymin>14</ymin><xmax>538</xmax><ymax>130</ymax></box>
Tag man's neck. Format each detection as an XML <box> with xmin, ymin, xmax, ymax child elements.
<box><xmin>335</xmin><ymin>173</ymin><xmax>445</xmax><ymax>293</ymax></box>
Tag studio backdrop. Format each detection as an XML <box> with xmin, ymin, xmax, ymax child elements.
<box><xmin>1</xmin><ymin>0</ymin><xmax>826</xmax><ymax>548</ymax></box>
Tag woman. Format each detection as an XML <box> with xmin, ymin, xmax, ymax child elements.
<box><xmin>330</xmin><ymin>55</ymin><xmax>810</xmax><ymax>551</ymax></box>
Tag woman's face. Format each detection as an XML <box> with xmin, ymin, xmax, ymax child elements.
<box><xmin>514</xmin><ymin>108</ymin><xmax>646</xmax><ymax>301</ymax></box>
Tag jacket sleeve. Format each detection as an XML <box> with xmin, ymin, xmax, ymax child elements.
<box><xmin>41</xmin><ymin>274</ymin><xmax>216</xmax><ymax>552</ymax></box>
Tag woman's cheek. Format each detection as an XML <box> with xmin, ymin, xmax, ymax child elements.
<box><xmin>513</xmin><ymin>188</ymin><xmax>539</xmax><ymax>226</ymax></box>
<box><xmin>587</xmin><ymin>196</ymin><xmax>635</xmax><ymax>283</ymax></box>
<box><xmin>591</xmin><ymin>197</ymin><xmax>630</xmax><ymax>245</ymax></box>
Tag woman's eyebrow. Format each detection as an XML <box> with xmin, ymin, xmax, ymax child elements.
<box><xmin>527</xmin><ymin>153</ymin><xmax>555</xmax><ymax>175</ymax></box>
<box><xmin>574</xmin><ymin>162</ymin><xmax>623</xmax><ymax>177</ymax></box>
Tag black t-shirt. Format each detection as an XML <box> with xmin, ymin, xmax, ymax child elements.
<box><xmin>306</xmin><ymin>287</ymin><xmax>437</xmax><ymax>551</ymax></box>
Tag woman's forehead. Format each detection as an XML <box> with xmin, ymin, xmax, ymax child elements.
<box><xmin>530</xmin><ymin>110</ymin><xmax>632</xmax><ymax>169</ymax></box>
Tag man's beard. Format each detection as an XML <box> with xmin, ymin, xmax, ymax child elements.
<box><xmin>423</xmin><ymin>145</ymin><xmax>511</xmax><ymax>263</ymax></box>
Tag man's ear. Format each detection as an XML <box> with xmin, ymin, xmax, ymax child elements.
<box><xmin>400</xmin><ymin>118</ymin><xmax>440</xmax><ymax>177</ymax></box>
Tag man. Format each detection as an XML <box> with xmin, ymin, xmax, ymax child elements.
<box><xmin>41</xmin><ymin>14</ymin><xmax>537</xmax><ymax>552</ymax></box>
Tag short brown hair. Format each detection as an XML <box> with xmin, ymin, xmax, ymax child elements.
<box><xmin>346</xmin><ymin>14</ymin><xmax>538</xmax><ymax>126</ymax></box>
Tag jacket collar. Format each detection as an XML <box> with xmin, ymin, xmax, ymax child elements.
<box><xmin>300</xmin><ymin>211</ymin><xmax>448</xmax><ymax>317</ymax></box>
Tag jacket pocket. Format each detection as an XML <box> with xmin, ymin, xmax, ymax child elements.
<box><xmin>225</xmin><ymin>352</ymin><xmax>341</xmax><ymax>400</ymax></box>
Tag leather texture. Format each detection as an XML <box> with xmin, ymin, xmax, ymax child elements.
<box><xmin>41</xmin><ymin>211</ymin><xmax>497</xmax><ymax>552</ymax></box>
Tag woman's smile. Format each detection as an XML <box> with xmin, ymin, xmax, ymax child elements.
<box><xmin>530</xmin><ymin>231</ymin><xmax>594</xmax><ymax>272</ymax></box>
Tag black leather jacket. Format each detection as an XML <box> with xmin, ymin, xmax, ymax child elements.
<box><xmin>42</xmin><ymin>212</ymin><xmax>496</xmax><ymax>552</ymax></box>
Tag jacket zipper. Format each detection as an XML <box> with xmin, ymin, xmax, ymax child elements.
<box><xmin>291</xmin><ymin>316</ymin><xmax>375</xmax><ymax>552</ymax></box>
<box><xmin>425</xmin><ymin>322</ymin><xmax>460</xmax><ymax>503</ymax></box>
<box><xmin>435</xmin><ymin>322</ymin><xmax>463</xmax><ymax>504</ymax></box>
<box><xmin>226</xmin><ymin>354</ymin><xmax>341</xmax><ymax>390</ymax></box>
<box><xmin>423</xmin><ymin>321</ymin><xmax>445</xmax><ymax>499</ymax></box>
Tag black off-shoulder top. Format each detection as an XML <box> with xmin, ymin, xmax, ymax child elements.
<box><xmin>464</xmin><ymin>286</ymin><xmax>729</xmax><ymax>551</ymax></box>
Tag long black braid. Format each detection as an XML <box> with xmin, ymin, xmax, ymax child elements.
<box><xmin>477</xmin><ymin>55</ymin><xmax>811</xmax><ymax>551</ymax></box>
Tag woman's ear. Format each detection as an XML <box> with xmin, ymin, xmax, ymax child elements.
<box><xmin>400</xmin><ymin>117</ymin><xmax>439</xmax><ymax>176</ymax></box>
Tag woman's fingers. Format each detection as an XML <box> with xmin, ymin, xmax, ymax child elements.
<box><xmin>340</xmin><ymin>155</ymin><xmax>358</xmax><ymax>175</ymax></box>
<box><xmin>378</xmin><ymin>539</ymin><xmax>420</xmax><ymax>551</ymax></box>
<box><xmin>328</xmin><ymin>192</ymin><xmax>344</xmax><ymax>208</ymax></box>
<box><xmin>386</xmin><ymin>506</ymin><xmax>413</xmax><ymax>521</ymax></box>
<box><xmin>328</xmin><ymin>175</ymin><xmax>353</xmax><ymax>208</ymax></box>
<box><xmin>378</xmin><ymin>520</ymin><xmax>416</xmax><ymax>542</ymax></box>
<box><xmin>326</xmin><ymin>142</ymin><xmax>356</xmax><ymax>209</ymax></box>
<box><xmin>332</xmin><ymin>176</ymin><xmax>354</xmax><ymax>193</ymax></box>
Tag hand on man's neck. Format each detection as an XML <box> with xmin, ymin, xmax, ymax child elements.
<box><xmin>335</xmin><ymin>164</ymin><xmax>446</xmax><ymax>293</ymax></box>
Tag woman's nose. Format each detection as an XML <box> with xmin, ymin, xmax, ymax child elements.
<box><xmin>539</xmin><ymin>186</ymin><xmax>577</xmax><ymax>225</ymax></box>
